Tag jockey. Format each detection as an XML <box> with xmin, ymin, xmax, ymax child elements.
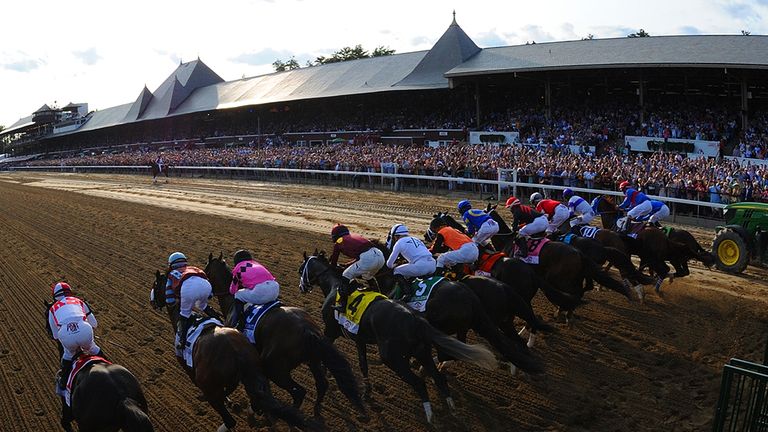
<box><xmin>165</xmin><ymin>252</ymin><xmax>216</xmax><ymax>352</ymax></box>
<box><xmin>618</xmin><ymin>181</ymin><xmax>652</xmax><ymax>231</ymax></box>
<box><xmin>563</xmin><ymin>188</ymin><xmax>596</xmax><ymax>227</ymax></box>
<box><xmin>227</xmin><ymin>250</ymin><xmax>280</xmax><ymax>330</ymax></box>
<box><xmin>530</xmin><ymin>192</ymin><xmax>570</xmax><ymax>234</ymax></box>
<box><xmin>385</xmin><ymin>224</ymin><xmax>436</xmax><ymax>299</ymax></box>
<box><xmin>636</xmin><ymin>199</ymin><xmax>671</xmax><ymax>227</ymax></box>
<box><xmin>457</xmin><ymin>200</ymin><xmax>499</xmax><ymax>247</ymax></box>
<box><xmin>505</xmin><ymin>196</ymin><xmax>549</xmax><ymax>258</ymax></box>
<box><xmin>329</xmin><ymin>224</ymin><xmax>385</xmax><ymax>312</ymax></box>
<box><xmin>47</xmin><ymin>282</ymin><xmax>105</xmax><ymax>391</ymax></box>
<box><xmin>426</xmin><ymin>217</ymin><xmax>479</xmax><ymax>275</ymax></box>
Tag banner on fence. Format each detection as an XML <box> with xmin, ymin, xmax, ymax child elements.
<box><xmin>469</xmin><ymin>131</ymin><xmax>520</xmax><ymax>145</ymax></box>
<box><xmin>624</xmin><ymin>136</ymin><xmax>719</xmax><ymax>157</ymax></box>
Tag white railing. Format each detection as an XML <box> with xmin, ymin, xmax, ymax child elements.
<box><xmin>6</xmin><ymin>164</ymin><xmax>727</xmax><ymax>218</ymax></box>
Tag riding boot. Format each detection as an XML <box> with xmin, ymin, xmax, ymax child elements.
<box><xmin>391</xmin><ymin>274</ymin><xmax>410</xmax><ymax>300</ymax></box>
<box><xmin>366</xmin><ymin>278</ymin><xmax>380</xmax><ymax>293</ymax></box>
<box><xmin>227</xmin><ymin>300</ymin><xmax>245</xmax><ymax>329</ymax></box>
<box><xmin>515</xmin><ymin>237</ymin><xmax>529</xmax><ymax>258</ymax></box>
<box><xmin>58</xmin><ymin>358</ymin><xmax>74</xmax><ymax>391</ymax></box>
<box><xmin>202</xmin><ymin>305</ymin><xmax>222</xmax><ymax>321</ymax></box>
<box><xmin>177</xmin><ymin>316</ymin><xmax>193</xmax><ymax>352</ymax></box>
<box><xmin>333</xmin><ymin>277</ymin><xmax>352</xmax><ymax>313</ymax></box>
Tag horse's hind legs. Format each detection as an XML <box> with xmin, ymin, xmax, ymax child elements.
<box><xmin>207</xmin><ymin>395</ymin><xmax>237</xmax><ymax>432</ymax></box>
<box><xmin>380</xmin><ymin>342</ymin><xmax>434</xmax><ymax>423</ymax></box>
<box><xmin>308</xmin><ymin>359</ymin><xmax>329</xmax><ymax>416</ymax></box>
<box><xmin>269</xmin><ymin>370</ymin><xmax>307</xmax><ymax>409</ymax></box>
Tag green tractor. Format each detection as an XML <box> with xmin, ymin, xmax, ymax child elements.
<box><xmin>712</xmin><ymin>202</ymin><xmax>768</xmax><ymax>273</ymax></box>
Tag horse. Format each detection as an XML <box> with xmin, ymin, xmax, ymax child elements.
<box><xmin>150</xmin><ymin>272</ymin><xmax>306</xmax><ymax>431</ymax></box>
<box><xmin>203</xmin><ymin>253</ymin><xmax>366</xmax><ymax>417</ymax></box>
<box><xmin>150</xmin><ymin>161</ymin><xmax>169</xmax><ymax>184</ymax></box>
<box><xmin>299</xmin><ymin>251</ymin><xmax>498</xmax><ymax>424</ymax></box>
<box><xmin>593</xmin><ymin>195</ymin><xmax>714</xmax><ymax>292</ymax></box>
<box><xmin>44</xmin><ymin>302</ymin><xmax>153</xmax><ymax>432</ymax></box>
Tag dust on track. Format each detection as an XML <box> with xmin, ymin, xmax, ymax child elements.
<box><xmin>0</xmin><ymin>171</ymin><xmax>766</xmax><ymax>432</ymax></box>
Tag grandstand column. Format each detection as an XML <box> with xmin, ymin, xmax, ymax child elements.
<box><xmin>637</xmin><ymin>72</ymin><xmax>645</xmax><ymax>124</ymax></box>
<box><xmin>474</xmin><ymin>80</ymin><xmax>481</xmax><ymax>129</ymax></box>
<box><xmin>741</xmin><ymin>78</ymin><xmax>749</xmax><ymax>130</ymax></box>
<box><xmin>544</xmin><ymin>77</ymin><xmax>551</xmax><ymax>120</ymax></box>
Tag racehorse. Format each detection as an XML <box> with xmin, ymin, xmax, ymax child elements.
<box><xmin>204</xmin><ymin>253</ymin><xmax>365</xmax><ymax>417</ymax></box>
<box><xmin>150</xmin><ymin>272</ymin><xmax>306</xmax><ymax>431</ymax></box>
<box><xmin>299</xmin><ymin>251</ymin><xmax>498</xmax><ymax>424</ymax></box>
<box><xmin>593</xmin><ymin>195</ymin><xmax>714</xmax><ymax>291</ymax></box>
<box><xmin>150</xmin><ymin>161</ymin><xmax>169</xmax><ymax>184</ymax></box>
<box><xmin>45</xmin><ymin>302</ymin><xmax>153</xmax><ymax>432</ymax></box>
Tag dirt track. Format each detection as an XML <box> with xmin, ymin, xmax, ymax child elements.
<box><xmin>0</xmin><ymin>172</ymin><xmax>766</xmax><ymax>432</ymax></box>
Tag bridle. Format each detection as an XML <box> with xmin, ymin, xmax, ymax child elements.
<box><xmin>299</xmin><ymin>256</ymin><xmax>332</xmax><ymax>293</ymax></box>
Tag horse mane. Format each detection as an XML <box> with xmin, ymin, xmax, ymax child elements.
<box><xmin>370</xmin><ymin>239</ymin><xmax>391</xmax><ymax>258</ymax></box>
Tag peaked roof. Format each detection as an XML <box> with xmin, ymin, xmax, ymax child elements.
<box><xmin>33</xmin><ymin>104</ymin><xmax>53</xmax><ymax>113</ymax></box>
<box><xmin>122</xmin><ymin>86</ymin><xmax>154</xmax><ymax>122</ymax></box>
<box><xmin>137</xmin><ymin>59</ymin><xmax>224</xmax><ymax>120</ymax></box>
<box><xmin>396</xmin><ymin>16</ymin><xmax>481</xmax><ymax>87</ymax></box>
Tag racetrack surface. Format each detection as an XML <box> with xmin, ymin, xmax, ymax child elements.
<box><xmin>0</xmin><ymin>172</ymin><xmax>766</xmax><ymax>432</ymax></box>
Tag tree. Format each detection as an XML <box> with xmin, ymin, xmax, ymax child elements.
<box><xmin>312</xmin><ymin>44</ymin><xmax>395</xmax><ymax>65</ymax></box>
<box><xmin>272</xmin><ymin>57</ymin><xmax>300</xmax><ymax>72</ymax></box>
<box><xmin>581</xmin><ymin>34</ymin><xmax>595</xmax><ymax>40</ymax></box>
<box><xmin>627</xmin><ymin>29</ymin><xmax>650</xmax><ymax>38</ymax></box>
<box><xmin>741</xmin><ymin>30</ymin><xmax>751</xmax><ymax>36</ymax></box>
<box><xmin>371</xmin><ymin>45</ymin><xmax>395</xmax><ymax>57</ymax></box>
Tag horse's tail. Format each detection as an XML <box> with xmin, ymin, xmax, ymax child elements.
<box><xmin>120</xmin><ymin>398</ymin><xmax>153</xmax><ymax>432</ymax></box>
<box><xmin>581</xmin><ymin>252</ymin><xmax>635</xmax><ymax>301</ymax></box>
<box><xmin>466</xmin><ymin>293</ymin><xmax>545</xmax><ymax>373</ymax></box>
<box><xmin>306</xmin><ymin>329</ymin><xmax>364</xmax><ymax>410</ymax></box>
<box><xmin>603</xmin><ymin>246</ymin><xmax>655</xmax><ymax>285</ymax></box>
<box><xmin>237</xmin><ymin>352</ymin><xmax>306</xmax><ymax>428</ymax></box>
<box><xmin>415</xmin><ymin>316</ymin><xmax>495</xmax><ymax>371</ymax></box>
<box><xmin>534</xmin><ymin>273</ymin><xmax>585</xmax><ymax>311</ymax></box>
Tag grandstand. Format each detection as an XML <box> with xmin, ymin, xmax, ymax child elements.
<box><xmin>2</xmin><ymin>15</ymin><xmax>768</xmax><ymax>158</ymax></box>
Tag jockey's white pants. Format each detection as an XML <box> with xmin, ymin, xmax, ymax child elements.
<box><xmin>627</xmin><ymin>200</ymin><xmax>653</xmax><ymax>220</ymax></box>
<box><xmin>58</xmin><ymin>319</ymin><xmax>100</xmax><ymax>361</ymax></box>
<box><xmin>520</xmin><ymin>215</ymin><xmax>549</xmax><ymax>237</ymax></box>
<box><xmin>648</xmin><ymin>205</ymin><xmax>671</xmax><ymax>224</ymax></box>
<box><xmin>547</xmin><ymin>204</ymin><xmax>570</xmax><ymax>233</ymax></box>
<box><xmin>437</xmin><ymin>242</ymin><xmax>479</xmax><ymax>268</ymax></box>
<box><xmin>394</xmin><ymin>257</ymin><xmax>436</xmax><ymax>279</ymax></box>
<box><xmin>473</xmin><ymin>219</ymin><xmax>499</xmax><ymax>245</ymax></box>
<box><xmin>234</xmin><ymin>280</ymin><xmax>280</xmax><ymax>305</ymax></box>
<box><xmin>342</xmin><ymin>248</ymin><xmax>385</xmax><ymax>280</ymax></box>
<box><xmin>179</xmin><ymin>276</ymin><xmax>212</xmax><ymax>318</ymax></box>
<box><xmin>570</xmin><ymin>205</ymin><xmax>596</xmax><ymax>227</ymax></box>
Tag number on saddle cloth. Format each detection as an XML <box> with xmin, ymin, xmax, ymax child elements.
<box><xmin>242</xmin><ymin>300</ymin><xmax>281</xmax><ymax>344</ymax></box>
<box><xmin>404</xmin><ymin>276</ymin><xmax>443</xmax><ymax>313</ymax></box>
<box><xmin>578</xmin><ymin>226</ymin><xmax>599</xmax><ymax>239</ymax></box>
<box><xmin>334</xmin><ymin>290</ymin><xmax>386</xmax><ymax>334</ymax></box>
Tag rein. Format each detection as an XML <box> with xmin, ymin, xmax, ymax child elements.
<box><xmin>300</xmin><ymin>256</ymin><xmax>334</xmax><ymax>293</ymax></box>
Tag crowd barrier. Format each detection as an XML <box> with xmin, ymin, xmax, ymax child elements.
<box><xmin>7</xmin><ymin>164</ymin><xmax>727</xmax><ymax>224</ymax></box>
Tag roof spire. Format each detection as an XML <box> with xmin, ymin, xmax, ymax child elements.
<box><xmin>452</xmin><ymin>10</ymin><xmax>456</xmax><ymax>25</ymax></box>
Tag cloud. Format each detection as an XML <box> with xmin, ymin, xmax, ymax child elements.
<box><xmin>475</xmin><ymin>30</ymin><xmax>510</xmax><ymax>48</ymax></box>
<box><xmin>2</xmin><ymin>59</ymin><xmax>42</xmax><ymax>72</ymax></box>
<box><xmin>560</xmin><ymin>23</ymin><xmax>578</xmax><ymax>40</ymax></box>
<box><xmin>410</xmin><ymin>35</ymin><xmax>432</xmax><ymax>47</ymax></box>
<box><xmin>591</xmin><ymin>25</ymin><xmax>638</xmax><ymax>38</ymax></box>
<box><xmin>722</xmin><ymin>1</ymin><xmax>761</xmax><ymax>21</ymax></box>
<box><xmin>72</xmin><ymin>48</ymin><xmax>102</xmax><ymax>65</ymax></box>
<box><xmin>231</xmin><ymin>48</ymin><xmax>297</xmax><ymax>65</ymax></box>
<box><xmin>521</xmin><ymin>25</ymin><xmax>555</xmax><ymax>43</ymax></box>
<box><xmin>154</xmin><ymin>49</ymin><xmax>182</xmax><ymax>65</ymax></box>
<box><xmin>679</xmin><ymin>25</ymin><xmax>702</xmax><ymax>35</ymax></box>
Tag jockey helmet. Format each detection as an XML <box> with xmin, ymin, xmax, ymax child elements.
<box><xmin>51</xmin><ymin>282</ymin><xmax>72</xmax><ymax>300</ymax></box>
<box><xmin>233</xmin><ymin>249</ymin><xmax>253</xmax><ymax>265</ymax></box>
<box><xmin>390</xmin><ymin>224</ymin><xmax>409</xmax><ymax>237</ymax></box>
<box><xmin>530</xmin><ymin>192</ymin><xmax>543</xmax><ymax>204</ymax></box>
<box><xmin>457</xmin><ymin>200</ymin><xmax>472</xmax><ymax>214</ymax></box>
<box><xmin>331</xmin><ymin>224</ymin><xmax>350</xmax><ymax>242</ymax></box>
<box><xmin>563</xmin><ymin>188</ymin><xmax>574</xmax><ymax>199</ymax></box>
<box><xmin>505</xmin><ymin>197</ymin><xmax>521</xmax><ymax>208</ymax></box>
<box><xmin>168</xmin><ymin>252</ymin><xmax>187</xmax><ymax>269</ymax></box>
<box><xmin>619</xmin><ymin>181</ymin><xmax>631</xmax><ymax>192</ymax></box>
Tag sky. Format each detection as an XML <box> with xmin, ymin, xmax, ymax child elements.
<box><xmin>1</xmin><ymin>0</ymin><xmax>766</xmax><ymax>127</ymax></box>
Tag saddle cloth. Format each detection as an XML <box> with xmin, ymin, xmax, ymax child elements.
<box><xmin>475</xmin><ymin>252</ymin><xmax>506</xmax><ymax>277</ymax></box>
<box><xmin>577</xmin><ymin>225</ymin><xmax>599</xmax><ymax>239</ymax></box>
<box><xmin>243</xmin><ymin>300</ymin><xmax>282</xmax><ymax>345</ymax></box>
<box><xmin>59</xmin><ymin>355</ymin><xmax>111</xmax><ymax>406</ymax></box>
<box><xmin>405</xmin><ymin>276</ymin><xmax>443</xmax><ymax>313</ymax></box>
<box><xmin>175</xmin><ymin>317</ymin><xmax>223</xmax><ymax>368</ymax></box>
<box><xmin>514</xmin><ymin>237</ymin><xmax>549</xmax><ymax>265</ymax></box>
<box><xmin>335</xmin><ymin>290</ymin><xmax>386</xmax><ymax>334</ymax></box>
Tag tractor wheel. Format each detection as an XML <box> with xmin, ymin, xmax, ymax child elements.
<box><xmin>712</xmin><ymin>230</ymin><xmax>749</xmax><ymax>273</ymax></box>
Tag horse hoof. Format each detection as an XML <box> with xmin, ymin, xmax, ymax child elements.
<box><xmin>446</xmin><ymin>396</ymin><xmax>456</xmax><ymax>410</ymax></box>
<box><xmin>216</xmin><ymin>423</ymin><xmax>231</xmax><ymax>432</ymax></box>
<box><xmin>423</xmin><ymin>402</ymin><xmax>434</xmax><ymax>424</ymax></box>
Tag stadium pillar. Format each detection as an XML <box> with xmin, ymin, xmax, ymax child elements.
<box><xmin>638</xmin><ymin>73</ymin><xmax>645</xmax><ymax>124</ymax></box>
<box><xmin>544</xmin><ymin>77</ymin><xmax>551</xmax><ymax>120</ymax></box>
<box><xmin>741</xmin><ymin>78</ymin><xmax>749</xmax><ymax>130</ymax></box>
<box><xmin>474</xmin><ymin>80</ymin><xmax>481</xmax><ymax>129</ymax></box>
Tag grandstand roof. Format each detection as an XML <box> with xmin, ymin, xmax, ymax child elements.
<box><xmin>2</xmin><ymin>115</ymin><xmax>34</xmax><ymax>134</ymax></box>
<box><xmin>445</xmin><ymin>35</ymin><xmax>768</xmax><ymax>77</ymax></box>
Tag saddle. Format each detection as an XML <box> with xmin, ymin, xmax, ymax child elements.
<box><xmin>59</xmin><ymin>354</ymin><xmax>111</xmax><ymax>406</ymax></box>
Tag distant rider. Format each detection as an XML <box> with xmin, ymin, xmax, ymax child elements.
<box><xmin>329</xmin><ymin>224</ymin><xmax>385</xmax><ymax>312</ymax></box>
<box><xmin>426</xmin><ymin>217</ymin><xmax>479</xmax><ymax>275</ymax></box>
<box><xmin>505</xmin><ymin>196</ymin><xmax>549</xmax><ymax>258</ymax></box>
<box><xmin>457</xmin><ymin>200</ymin><xmax>499</xmax><ymax>247</ymax></box>
<box><xmin>165</xmin><ymin>252</ymin><xmax>217</xmax><ymax>353</ymax></box>
<box><xmin>386</xmin><ymin>224</ymin><xmax>436</xmax><ymax>299</ymax></box>
<box><xmin>227</xmin><ymin>249</ymin><xmax>280</xmax><ymax>329</ymax></box>
<box><xmin>618</xmin><ymin>181</ymin><xmax>652</xmax><ymax>232</ymax></box>
<box><xmin>47</xmin><ymin>282</ymin><xmax>106</xmax><ymax>391</ymax></box>
<box><xmin>530</xmin><ymin>192</ymin><xmax>570</xmax><ymax>234</ymax></box>
<box><xmin>563</xmin><ymin>188</ymin><xmax>596</xmax><ymax>227</ymax></box>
